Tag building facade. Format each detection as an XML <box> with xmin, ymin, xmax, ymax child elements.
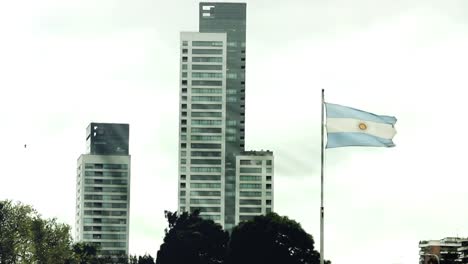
<box><xmin>419</xmin><ymin>237</ymin><xmax>464</xmax><ymax>264</ymax></box>
<box><xmin>178</xmin><ymin>2</ymin><xmax>274</xmax><ymax>230</ymax></box>
<box><xmin>76</xmin><ymin>123</ymin><xmax>131</xmax><ymax>255</ymax></box>
<box><xmin>178</xmin><ymin>32</ymin><xmax>227</xmax><ymax>225</ymax></box>
<box><xmin>235</xmin><ymin>151</ymin><xmax>274</xmax><ymax>224</ymax></box>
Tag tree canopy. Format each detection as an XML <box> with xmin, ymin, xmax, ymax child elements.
<box><xmin>156</xmin><ymin>210</ymin><xmax>229</xmax><ymax>264</ymax></box>
<box><xmin>228</xmin><ymin>212</ymin><xmax>329</xmax><ymax>264</ymax></box>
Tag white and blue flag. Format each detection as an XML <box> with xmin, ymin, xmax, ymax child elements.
<box><xmin>325</xmin><ymin>103</ymin><xmax>397</xmax><ymax>148</ymax></box>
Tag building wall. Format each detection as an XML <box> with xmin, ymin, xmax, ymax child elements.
<box><xmin>199</xmin><ymin>2</ymin><xmax>247</xmax><ymax>230</ymax></box>
<box><xmin>76</xmin><ymin>154</ymin><xmax>131</xmax><ymax>255</ymax></box>
<box><xmin>178</xmin><ymin>32</ymin><xmax>227</xmax><ymax>226</ymax></box>
<box><xmin>235</xmin><ymin>152</ymin><xmax>274</xmax><ymax>224</ymax></box>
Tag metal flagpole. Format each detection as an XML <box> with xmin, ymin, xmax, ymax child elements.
<box><xmin>320</xmin><ymin>88</ymin><xmax>325</xmax><ymax>264</ymax></box>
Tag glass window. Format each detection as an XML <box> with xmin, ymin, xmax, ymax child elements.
<box><xmin>239</xmin><ymin>183</ymin><xmax>261</xmax><ymax>189</ymax></box>
<box><xmin>192</xmin><ymin>72</ymin><xmax>223</xmax><ymax>79</ymax></box>
<box><xmin>192</xmin><ymin>41</ymin><xmax>223</xmax><ymax>47</ymax></box>
<box><xmin>266</xmin><ymin>160</ymin><xmax>272</xmax><ymax>165</ymax></box>
<box><xmin>182</xmin><ymin>49</ymin><xmax>188</xmax><ymax>54</ymax></box>
<box><xmin>191</xmin><ymin>159</ymin><xmax>222</xmax><ymax>165</ymax></box>
<box><xmin>192</xmin><ymin>88</ymin><xmax>222</xmax><ymax>94</ymax></box>
<box><xmin>266</xmin><ymin>184</ymin><xmax>272</xmax><ymax>189</ymax></box>
<box><xmin>191</xmin><ymin>104</ymin><xmax>222</xmax><ymax>110</ymax></box>
<box><xmin>192</xmin><ymin>64</ymin><xmax>222</xmax><ymax>70</ymax></box>
<box><xmin>190</xmin><ymin>183</ymin><xmax>221</xmax><ymax>188</ymax></box>
<box><xmin>266</xmin><ymin>208</ymin><xmax>272</xmax><ymax>213</ymax></box>
<box><xmin>226</xmin><ymin>120</ymin><xmax>237</xmax><ymax>126</ymax></box>
<box><xmin>182</xmin><ymin>64</ymin><xmax>188</xmax><ymax>70</ymax></box>
<box><xmin>190</xmin><ymin>191</ymin><xmax>221</xmax><ymax>196</ymax></box>
<box><xmin>190</xmin><ymin>207</ymin><xmax>221</xmax><ymax>212</ymax></box>
<box><xmin>191</xmin><ymin>96</ymin><xmax>222</xmax><ymax>102</ymax></box>
<box><xmin>266</xmin><ymin>191</ymin><xmax>272</xmax><ymax>197</ymax></box>
<box><xmin>191</xmin><ymin>151</ymin><xmax>221</xmax><ymax>157</ymax></box>
<box><xmin>191</xmin><ymin>120</ymin><xmax>222</xmax><ymax>126</ymax></box>
<box><xmin>192</xmin><ymin>80</ymin><xmax>222</xmax><ymax>86</ymax></box>
<box><xmin>180</xmin><ymin>159</ymin><xmax>186</xmax><ymax>164</ymax></box>
<box><xmin>240</xmin><ymin>175</ymin><xmax>261</xmax><ymax>181</ymax></box>
<box><xmin>180</xmin><ymin>198</ymin><xmax>186</xmax><ymax>204</ymax></box>
<box><xmin>191</xmin><ymin>127</ymin><xmax>222</xmax><ymax>134</ymax></box>
<box><xmin>239</xmin><ymin>207</ymin><xmax>261</xmax><ymax>213</ymax></box>
<box><xmin>226</xmin><ymin>89</ymin><xmax>237</xmax><ymax>94</ymax></box>
<box><xmin>192</xmin><ymin>57</ymin><xmax>223</xmax><ymax>63</ymax></box>
<box><xmin>182</xmin><ymin>72</ymin><xmax>187</xmax><ymax>78</ymax></box>
<box><xmin>190</xmin><ymin>143</ymin><xmax>221</xmax><ymax>149</ymax></box>
<box><xmin>182</xmin><ymin>41</ymin><xmax>188</xmax><ymax>46</ymax></box>
<box><xmin>191</xmin><ymin>112</ymin><xmax>222</xmax><ymax>118</ymax></box>
<box><xmin>266</xmin><ymin>168</ymin><xmax>272</xmax><ymax>173</ymax></box>
<box><xmin>239</xmin><ymin>191</ymin><xmax>261</xmax><ymax>197</ymax></box>
<box><xmin>190</xmin><ymin>199</ymin><xmax>221</xmax><ymax>204</ymax></box>
<box><xmin>226</xmin><ymin>73</ymin><xmax>237</xmax><ymax>79</ymax></box>
<box><xmin>240</xmin><ymin>168</ymin><xmax>262</xmax><ymax>173</ymax></box>
<box><xmin>239</xmin><ymin>199</ymin><xmax>262</xmax><ymax>205</ymax></box>
<box><xmin>190</xmin><ymin>175</ymin><xmax>221</xmax><ymax>181</ymax></box>
<box><xmin>182</xmin><ymin>57</ymin><xmax>188</xmax><ymax>62</ymax></box>
<box><xmin>266</xmin><ymin>176</ymin><xmax>272</xmax><ymax>181</ymax></box>
<box><xmin>192</xmin><ymin>49</ymin><xmax>223</xmax><ymax>55</ymax></box>
<box><xmin>266</xmin><ymin>200</ymin><xmax>272</xmax><ymax>205</ymax></box>
<box><xmin>190</xmin><ymin>167</ymin><xmax>221</xmax><ymax>173</ymax></box>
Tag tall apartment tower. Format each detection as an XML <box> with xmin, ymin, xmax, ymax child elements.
<box><xmin>178</xmin><ymin>3</ymin><xmax>273</xmax><ymax>230</ymax></box>
<box><xmin>75</xmin><ymin>123</ymin><xmax>131</xmax><ymax>255</ymax></box>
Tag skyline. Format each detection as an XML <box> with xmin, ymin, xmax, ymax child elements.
<box><xmin>2</xmin><ymin>1</ymin><xmax>468</xmax><ymax>263</ymax></box>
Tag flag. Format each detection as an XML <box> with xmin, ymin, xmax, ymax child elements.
<box><xmin>325</xmin><ymin>103</ymin><xmax>397</xmax><ymax>148</ymax></box>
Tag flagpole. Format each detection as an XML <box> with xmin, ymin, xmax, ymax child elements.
<box><xmin>320</xmin><ymin>88</ymin><xmax>325</xmax><ymax>264</ymax></box>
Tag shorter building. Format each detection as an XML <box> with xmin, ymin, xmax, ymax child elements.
<box><xmin>458</xmin><ymin>240</ymin><xmax>468</xmax><ymax>263</ymax></box>
<box><xmin>76</xmin><ymin>123</ymin><xmax>131</xmax><ymax>256</ymax></box>
<box><xmin>235</xmin><ymin>150</ymin><xmax>273</xmax><ymax>224</ymax></box>
<box><xmin>419</xmin><ymin>237</ymin><xmax>464</xmax><ymax>264</ymax></box>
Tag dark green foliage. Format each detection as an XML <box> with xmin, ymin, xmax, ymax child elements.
<box><xmin>228</xmin><ymin>212</ymin><xmax>326</xmax><ymax>264</ymax></box>
<box><xmin>156</xmin><ymin>210</ymin><xmax>229</xmax><ymax>264</ymax></box>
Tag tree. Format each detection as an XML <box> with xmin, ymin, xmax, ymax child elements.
<box><xmin>138</xmin><ymin>254</ymin><xmax>155</xmax><ymax>264</ymax></box>
<box><xmin>156</xmin><ymin>210</ymin><xmax>229</xmax><ymax>264</ymax></box>
<box><xmin>69</xmin><ymin>242</ymin><xmax>99</xmax><ymax>264</ymax></box>
<box><xmin>0</xmin><ymin>200</ymin><xmax>74</xmax><ymax>263</ymax></box>
<box><xmin>228</xmin><ymin>212</ymin><xmax>330</xmax><ymax>264</ymax></box>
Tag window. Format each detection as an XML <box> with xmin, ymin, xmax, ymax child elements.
<box><xmin>190</xmin><ymin>199</ymin><xmax>221</xmax><ymax>204</ymax></box>
<box><xmin>266</xmin><ymin>208</ymin><xmax>272</xmax><ymax>213</ymax></box>
<box><xmin>190</xmin><ymin>167</ymin><xmax>221</xmax><ymax>173</ymax></box>
<box><xmin>266</xmin><ymin>184</ymin><xmax>272</xmax><ymax>189</ymax></box>
<box><xmin>192</xmin><ymin>96</ymin><xmax>223</xmax><ymax>102</ymax></box>
<box><xmin>181</xmin><ymin>127</ymin><xmax>187</xmax><ymax>133</ymax></box>
<box><xmin>190</xmin><ymin>207</ymin><xmax>221</xmax><ymax>213</ymax></box>
<box><xmin>192</xmin><ymin>64</ymin><xmax>222</xmax><ymax>70</ymax></box>
<box><xmin>180</xmin><ymin>167</ymin><xmax>186</xmax><ymax>172</ymax></box>
<box><xmin>182</xmin><ymin>57</ymin><xmax>188</xmax><ymax>62</ymax></box>
<box><xmin>190</xmin><ymin>191</ymin><xmax>221</xmax><ymax>196</ymax></box>
<box><xmin>180</xmin><ymin>198</ymin><xmax>186</xmax><ymax>204</ymax></box>
<box><xmin>182</xmin><ymin>41</ymin><xmax>188</xmax><ymax>46</ymax></box>
<box><xmin>191</xmin><ymin>128</ymin><xmax>222</xmax><ymax>133</ymax></box>
<box><xmin>182</xmin><ymin>96</ymin><xmax>187</xmax><ymax>101</ymax></box>
<box><xmin>191</xmin><ymin>120</ymin><xmax>222</xmax><ymax>126</ymax></box>
<box><xmin>191</xmin><ymin>159</ymin><xmax>221</xmax><ymax>165</ymax></box>
<box><xmin>239</xmin><ymin>207</ymin><xmax>261</xmax><ymax>213</ymax></box>
<box><xmin>192</xmin><ymin>72</ymin><xmax>223</xmax><ymax>79</ymax></box>
<box><xmin>182</xmin><ymin>88</ymin><xmax>187</xmax><ymax>93</ymax></box>
<box><xmin>240</xmin><ymin>175</ymin><xmax>261</xmax><ymax>181</ymax></box>
<box><xmin>266</xmin><ymin>168</ymin><xmax>272</xmax><ymax>173</ymax></box>
<box><xmin>240</xmin><ymin>168</ymin><xmax>262</xmax><ymax>173</ymax></box>
<box><xmin>180</xmin><ymin>175</ymin><xmax>186</xmax><ymax>180</ymax></box>
<box><xmin>226</xmin><ymin>73</ymin><xmax>237</xmax><ymax>79</ymax></box>
<box><xmin>180</xmin><ymin>190</ymin><xmax>186</xmax><ymax>196</ymax></box>
<box><xmin>191</xmin><ymin>151</ymin><xmax>221</xmax><ymax>157</ymax></box>
<box><xmin>266</xmin><ymin>176</ymin><xmax>272</xmax><ymax>181</ymax></box>
<box><xmin>239</xmin><ymin>183</ymin><xmax>261</xmax><ymax>189</ymax></box>
<box><xmin>181</xmin><ymin>151</ymin><xmax>187</xmax><ymax>156</ymax></box>
<box><xmin>192</xmin><ymin>88</ymin><xmax>222</xmax><ymax>94</ymax></box>
<box><xmin>180</xmin><ymin>158</ymin><xmax>186</xmax><ymax>164</ymax></box>
<box><xmin>267</xmin><ymin>160</ymin><xmax>272</xmax><ymax>165</ymax></box>
<box><xmin>181</xmin><ymin>135</ymin><xmax>187</xmax><ymax>140</ymax></box>
<box><xmin>181</xmin><ymin>143</ymin><xmax>186</xmax><ymax>148</ymax></box>
<box><xmin>191</xmin><ymin>175</ymin><xmax>221</xmax><ymax>181</ymax></box>
<box><xmin>182</xmin><ymin>80</ymin><xmax>187</xmax><ymax>85</ymax></box>
<box><xmin>227</xmin><ymin>96</ymin><xmax>237</xmax><ymax>102</ymax></box>
<box><xmin>201</xmin><ymin>215</ymin><xmax>221</xmax><ymax>221</ymax></box>
<box><xmin>182</xmin><ymin>64</ymin><xmax>188</xmax><ymax>70</ymax></box>
<box><xmin>181</xmin><ymin>104</ymin><xmax>187</xmax><ymax>109</ymax></box>
<box><xmin>180</xmin><ymin>183</ymin><xmax>186</xmax><ymax>188</ymax></box>
<box><xmin>192</xmin><ymin>104</ymin><xmax>222</xmax><ymax>110</ymax></box>
<box><xmin>239</xmin><ymin>191</ymin><xmax>262</xmax><ymax>197</ymax></box>
<box><xmin>227</xmin><ymin>120</ymin><xmax>237</xmax><ymax>126</ymax></box>
<box><xmin>227</xmin><ymin>89</ymin><xmax>237</xmax><ymax>94</ymax></box>
<box><xmin>182</xmin><ymin>49</ymin><xmax>188</xmax><ymax>54</ymax></box>
<box><xmin>192</xmin><ymin>49</ymin><xmax>223</xmax><ymax>54</ymax></box>
<box><xmin>266</xmin><ymin>191</ymin><xmax>272</xmax><ymax>197</ymax></box>
<box><xmin>191</xmin><ymin>135</ymin><xmax>222</xmax><ymax>141</ymax></box>
<box><xmin>239</xmin><ymin>215</ymin><xmax>255</xmax><ymax>222</ymax></box>
<box><xmin>190</xmin><ymin>143</ymin><xmax>221</xmax><ymax>149</ymax></box>
<box><xmin>190</xmin><ymin>183</ymin><xmax>221</xmax><ymax>188</ymax></box>
<box><xmin>181</xmin><ymin>111</ymin><xmax>187</xmax><ymax>117</ymax></box>
<box><xmin>192</xmin><ymin>80</ymin><xmax>222</xmax><ymax>86</ymax></box>
<box><xmin>191</xmin><ymin>112</ymin><xmax>222</xmax><ymax>118</ymax></box>
<box><xmin>192</xmin><ymin>41</ymin><xmax>223</xmax><ymax>47</ymax></box>
<box><xmin>192</xmin><ymin>57</ymin><xmax>223</xmax><ymax>63</ymax></box>
<box><xmin>239</xmin><ymin>199</ymin><xmax>261</xmax><ymax>205</ymax></box>
<box><xmin>266</xmin><ymin>200</ymin><xmax>272</xmax><ymax>205</ymax></box>
<box><xmin>182</xmin><ymin>72</ymin><xmax>187</xmax><ymax>78</ymax></box>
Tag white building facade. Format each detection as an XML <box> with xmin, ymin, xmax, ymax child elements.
<box><xmin>178</xmin><ymin>32</ymin><xmax>227</xmax><ymax>225</ymax></box>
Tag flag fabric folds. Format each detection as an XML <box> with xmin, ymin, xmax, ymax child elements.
<box><xmin>325</xmin><ymin>103</ymin><xmax>397</xmax><ymax>148</ymax></box>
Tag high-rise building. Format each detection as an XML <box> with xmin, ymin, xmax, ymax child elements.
<box><xmin>419</xmin><ymin>237</ymin><xmax>464</xmax><ymax>264</ymax></box>
<box><xmin>178</xmin><ymin>2</ymin><xmax>274</xmax><ymax>230</ymax></box>
<box><xmin>76</xmin><ymin>123</ymin><xmax>131</xmax><ymax>255</ymax></box>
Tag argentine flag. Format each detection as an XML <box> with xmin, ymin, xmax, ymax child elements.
<box><xmin>325</xmin><ymin>103</ymin><xmax>397</xmax><ymax>148</ymax></box>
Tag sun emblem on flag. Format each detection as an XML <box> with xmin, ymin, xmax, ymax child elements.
<box><xmin>358</xmin><ymin>122</ymin><xmax>367</xmax><ymax>130</ymax></box>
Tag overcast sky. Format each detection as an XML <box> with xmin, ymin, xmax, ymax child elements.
<box><xmin>1</xmin><ymin>0</ymin><xmax>468</xmax><ymax>263</ymax></box>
